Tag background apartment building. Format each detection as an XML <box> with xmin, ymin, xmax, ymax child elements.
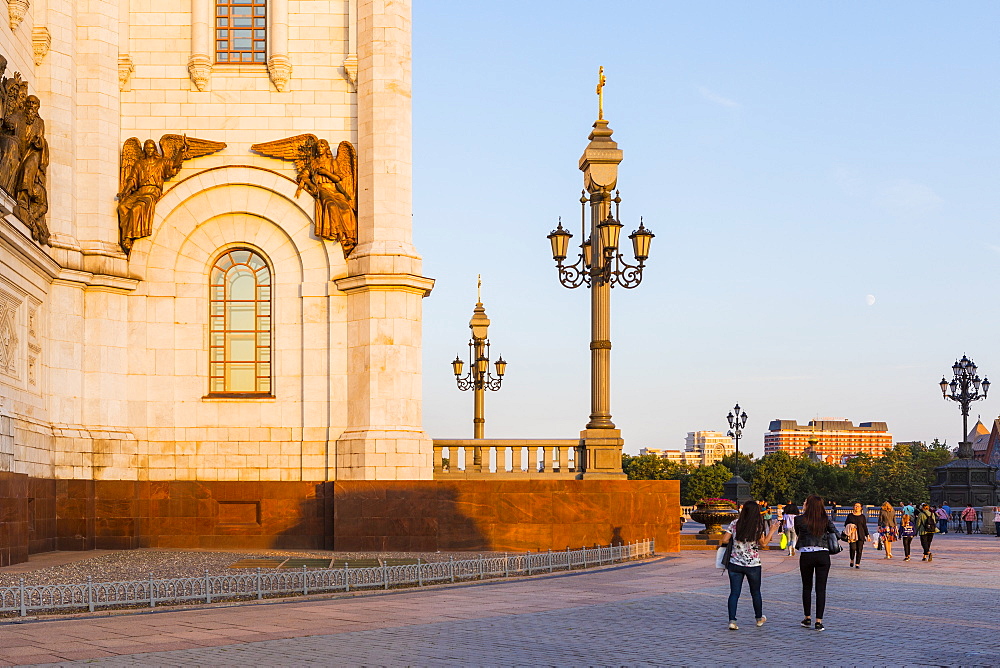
<box><xmin>764</xmin><ymin>418</ymin><xmax>893</xmax><ymax>464</ymax></box>
<box><xmin>639</xmin><ymin>431</ymin><xmax>735</xmax><ymax>467</ymax></box>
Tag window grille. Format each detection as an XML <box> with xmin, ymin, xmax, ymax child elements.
<box><xmin>209</xmin><ymin>248</ymin><xmax>272</xmax><ymax>395</ymax></box>
<box><xmin>216</xmin><ymin>0</ymin><xmax>267</xmax><ymax>63</ymax></box>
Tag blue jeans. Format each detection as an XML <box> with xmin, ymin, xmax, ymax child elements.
<box><xmin>727</xmin><ymin>563</ymin><xmax>763</xmax><ymax>621</ymax></box>
<box><xmin>938</xmin><ymin>519</ymin><xmax>948</xmax><ymax>534</ymax></box>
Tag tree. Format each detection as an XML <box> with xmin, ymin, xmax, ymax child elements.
<box><xmin>911</xmin><ymin>439</ymin><xmax>953</xmax><ymax>487</ymax></box>
<box><xmin>790</xmin><ymin>457</ymin><xmax>851</xmax><ymax>504</ymax></box>
<box><xmin>750</xmin><ymin>451</ymin><xmax>799</xmax><ymax>503</ymax></box>
<box><xmin>681</xmin><ymin>464</ymin><xmax>732</xmax><ymax>505</ymax></box>
<box><xmin>622</xmin><ymin>454</ymin><xmax>687</xmax><ymax>481</ymax></box>
<box><xmin>720</xmin><ymin>452</ymin><xmax>756</xmax><ymax>483</ymax></box>
<box><xmin>864</xmin><ymin>442</ymin><xmax>930</xmax><ymax>505</ymax></box>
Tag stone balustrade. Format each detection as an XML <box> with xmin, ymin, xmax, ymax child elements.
<box><xmin>432</xmin><ymin>439</ymin><xmax>581</xmax><ymax>479</ymax></box>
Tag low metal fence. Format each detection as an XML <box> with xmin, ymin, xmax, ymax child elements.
<box><xmin>0</xmin><ymin>540</ymin><xmax>654</xmax><ymax>618</ymax></box>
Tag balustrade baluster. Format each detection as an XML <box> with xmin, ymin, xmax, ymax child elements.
<box><xmin>512</xmin><ymin>445</ymin><xmax>523</xmax><ymax>473</ymax></box>
<box><xmin>528</xmin><ymin>447</ymin><xmax>538</xmax><ymax>474</ymax></box>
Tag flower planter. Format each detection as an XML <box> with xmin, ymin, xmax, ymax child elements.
<box><xmin>690</xmin><ymin>503</ymin><xmax>739</xmax><ymax>535</ymax></box>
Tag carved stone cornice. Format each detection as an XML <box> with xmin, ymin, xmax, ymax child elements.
<box><xmin>334</xmin><ymin>273</ymin><xmax>435</xmax><ymax>297</ymax></box>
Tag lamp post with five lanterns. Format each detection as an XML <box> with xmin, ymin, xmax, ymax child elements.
<box><xmin>940</xmin><ymin>354</ymin><xmax>989</xmax><ymax>459</ymax></box>
<box><xmin>545</xmin><ymin>68</ymin><xmax>655</xmax><ymax>477</ymax></box>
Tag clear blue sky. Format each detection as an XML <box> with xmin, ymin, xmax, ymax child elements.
<box><xmin>412</xmin><ymin>2</ymin><xmax>1000</xmax><ymax>457</ymax></box>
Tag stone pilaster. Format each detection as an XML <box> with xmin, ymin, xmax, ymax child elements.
<box><xmin>333</xmin><ymin>0</ymin><xmax>434</xmax><ymax>480</ymax></box>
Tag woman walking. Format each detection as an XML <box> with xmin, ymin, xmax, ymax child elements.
<box><xmin>916</xmin><ymin>502</ymin><xmax>939</xmax><ymax>561</ymax></box>
<box><xmin>720</xmin><ymin>500</ymin><xmax>780</xmax><ymax>630</ymax></box>
<box><xmin>782</xmin><ymin>503</ymin><xmax>799</xmax><ymax>556</ymax></box>
<box><xmin>878</xmin><ymin>501</ymin><xmax>898</xmax><ymax>559</ymax></box>
<box><xmin>900</xmin><ymin>513</ymin><xmax>916</xmax><ymax>561</ymax></box>
<box><xmin>794</xmin><ymin>494</ymin><xmax>838</xmax><ymax>631</ymax></box>
<box><xmin>844</xmin><ymin>502</ymin><xmax>871</xmax><ymax>568</ymax></box>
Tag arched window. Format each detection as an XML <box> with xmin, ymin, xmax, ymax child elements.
<box><xmin>209</xmin><ymin>248</ymin><xmax>272</xmax><ymax>395</ymax></box>
<box><xmin>216</xmin><ymin>0</ymin><xmax>267</xmax><ymax>63</ymax></box>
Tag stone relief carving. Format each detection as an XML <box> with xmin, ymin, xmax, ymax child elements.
<box><xmin>251</xmin><ymin>135</ymin><xmax>358</xmax><ymax>257</ymax></box>
<box><xmin>117</xmin><ymin>134</ymin><xmax>227</xmax><ymax>254</ymax></box>
<box><xmin>26</xmin><ymin>298</ymin><xmax>38</xmax><ymax>387</ymax></box>
<box><xmin>6</xmin><ymin>0</ymin><xmax>27</xmax><ymax>31</ymax></box>
<box><xmin>0</xmin><ymin>54</ymin><xmax>50</xmax><ymax>245</ymax></box>
<box><xmin>0</xmin><ymin>290</ymin><xmax>20</xmax><ymax>380</ymax></box>
<box><xmin>31</xmin><ymin>26</ymin><xmax>50</xmax><ymax>66</ymax></box>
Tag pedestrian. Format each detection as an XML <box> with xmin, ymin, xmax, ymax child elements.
<box><xmin>937</xmin><ymin>503</ymin><xmax>951</xmax><ymax>534</ymax></box>
<box><xmin>844</xmin><ymin>502</ymin><xmax>871</xmax><ymax>568</ymax></box>
<box><xmin>900</xmin><ymin>513</ymin><xmax>916</xmax><ymax>561</ymax></box>
<box><xmin>720</xmin><ymin>500</ymin><xmax>780</xmax><ymax>630</ymax></box>
<box><xmin>903</xmin><ymin>503</ymin><xmax>915</xmax><ymax>520</ymax></box>
<box><xmin>961</xmin><ymin>503</ymin><xmax>977</xmax><ymax>534</ymax></box>
<box><xmin>878</xmin><ymin>501</ymin><xmax>898</xmax><ymax>559</ymax></box>
<box><xmin>794</xmin><ymin>494</ymin><xmax>838</xmax><ymax>631</ymax></box>
<box><xmin>782</xmin><ymin>503</ymin><xmax>799</xmax><ymax>556</ymax></box>
<box><xmin>916</xmin><ymin>502</ymin><xmax>939</xmax><ymax>561</ymax></box>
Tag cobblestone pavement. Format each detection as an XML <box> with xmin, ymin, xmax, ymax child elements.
<box><xmin>1</xmin><ymin>533</ymin><xmax>998</xmax><ymax>666</ymax></box>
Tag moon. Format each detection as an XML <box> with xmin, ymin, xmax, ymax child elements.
<box><xmin>865</xmin><ymin>294</ymin><xmax>876</xmax><ymax>306</ymax></box>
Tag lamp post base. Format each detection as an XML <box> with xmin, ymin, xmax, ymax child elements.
<box><xmin>723</xmin><ymin>475</ymin><xmax>751</xmax><ymax>508</ymax></box>
<box><xmin>577</xmin><ymin>428</ymin><xmax>626</xmax><ymax>479</ymax></box>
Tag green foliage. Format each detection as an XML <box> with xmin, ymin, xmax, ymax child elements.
<box><xmin>681</xmin><ymin>464</ymin><xmax>732</xmax><ymax>505</ymax></box>
<box><xmin>749</xmin><ymin>450</ymin><xmax>797</xmax><ymax>503</ymax></box>
<box><xmin>911</xmin><ymin>439</ymin><xmax>953</xmax><ymax>487</ymax></box>
<box><xmin>626</xmin><ymin>439</ymin><xmax>952</xmax><ymax>506</ymax></box>
<box><xmin>862</xmin><ymin>442</ymin><xmax>929</xmax><ymax>505</ymax></box>
<box><xmin>720</xmin><ymin>452</ymin><xmax>756</xmax><ymax>482</ymax></box>
<box><xmin>621</xmin><ymin>454</ymin><xmax>688</xmax><ymax>480</ymax></box>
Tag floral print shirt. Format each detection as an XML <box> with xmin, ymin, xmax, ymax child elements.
<box><xmin>726</xmin><ymin>520</ymin><xmax>761</xmax><ymax>568</ymax></box>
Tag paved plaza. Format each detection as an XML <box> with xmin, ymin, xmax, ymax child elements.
<box><xmin>0</xmin><ymin>533</ymin><xmax>999</xmax><ymax>666</ymax></box>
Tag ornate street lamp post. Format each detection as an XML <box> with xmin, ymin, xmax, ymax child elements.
<box><xmin>546</xmin><ymin>68</ymin><xmax>654</xmax><ymax>478</ymax></box>
<box><xmin>452</xmin><ymin>277</ymin><xmax>506</xmax><ymax>440</ymax></box>
<box><xmin>940</xmin><ymin>354</ymin><xmax>989</xmax><ymax>459</ymax></box>
<box><xmin>727</xmin><ymin>403</ymin><xmax>748</xmax><ymax>458</ymax></box>
<box><xmin>723</xmin><ymin>403</ymin><xmax>750</xmax><ymax>506</ymax></box>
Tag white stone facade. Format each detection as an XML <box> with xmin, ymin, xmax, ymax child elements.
<box><xmin>0</xmin><ymin>0</ymin><xmax>433</xmax><ymax>482</ymax></box>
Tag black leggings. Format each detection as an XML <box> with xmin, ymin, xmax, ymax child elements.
<box><xmin>903</xmin><ymin>536</ymin><xmax>913</xmax><ymax>558</ymax></box>
<box><xmin>849</xmin><ymin>541</ymin><xmax>864</xmax><ymax>564</ymax></box>
<box><xmin>920</xmin><ymin>533</ymin><xmax>934</xmax><ymax>555</ymax></box>
<box><xmin>799</xmin><ymin>551</ymin><xmax>831</xmax><ymax>619</ymax></box>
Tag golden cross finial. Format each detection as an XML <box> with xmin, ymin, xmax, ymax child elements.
<box><xmin>596</xmin><ymin>66</ymin><xmax>606</xmax><ymax>120</ymax></box>
<box><xmin>477</xmin><ymin>274</ymin><xmax>482</xmax><ymax>303</ymax></box>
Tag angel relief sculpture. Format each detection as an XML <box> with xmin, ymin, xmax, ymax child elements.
<box><xmin>251</xmin><ymin>135</ymin><xmax>357</xmax><ymax>257</ymax></box>
<box><xmin>117</xmin><ymin>135</ymin><xmax>226</xmax><ymax>255</ymax></box>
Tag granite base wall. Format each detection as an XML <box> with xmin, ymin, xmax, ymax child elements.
<box><xmin>331</xmin><ymin>480</ymin><xmax>680</xmax><ymax>553</ymax></box>
<box><xmin>0</xmin><ymin>478</ymin><xmax>679</xmax><ymax>566</ymax></box>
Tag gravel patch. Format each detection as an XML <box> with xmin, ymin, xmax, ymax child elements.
<box><xmin>0</xmin><ymin>549</ymin><xmax>502</xmax><ymax>588</ymax></box>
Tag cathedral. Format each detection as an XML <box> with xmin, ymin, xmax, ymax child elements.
<box><xmin>0</xmin><ymin>0</ymin><xmax>437</xmax><ymax>563</ymax></box>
